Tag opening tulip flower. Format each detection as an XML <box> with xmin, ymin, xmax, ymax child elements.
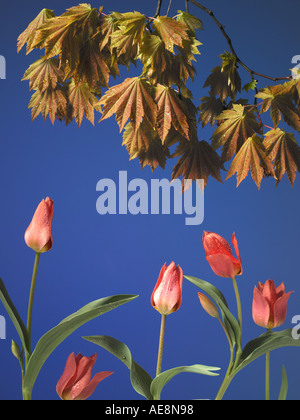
<box><xmin>151</xmin><ymin>262</ymin><xmax>183</xmax><ymax>316</ymax></box>
<box><xmin>202</xmin><ymin>231</ymin><xmax>242</xmax><ymax>278</ymax></box>
<box><xmin>252</xmin><ymin>280</ymin><xmax>293</xmax><ymax>329</ymax></box>
<box><xmin>24</xmin><ymin>197</ymin><xmax>54</xmax><ymax>253</ymax></box>
<box><xmin>56</xmin><ymin>353</ymin><xmax>113</xmax><ymax>400</ymax></box>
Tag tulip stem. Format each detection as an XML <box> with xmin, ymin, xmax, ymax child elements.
<box><xmin>26</xmin><ymin>252</ymin><xmax>41</xmax><ymax>359</ymax></box>
<box><xmin>265</xmin><ymin>350</ymin><xmax>271</xmax><ymax>400</ymax></box>
<box><xmin>156</xmin><ymin>314</ymin><xmax>167</xmax><ymax>377</ymax></box>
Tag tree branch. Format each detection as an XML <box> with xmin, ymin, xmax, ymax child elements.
<box><xmin>187</xmin><ymin>0</ymin><xmax>292</xmax><ymax>82</ymax></box>
<box><xmin>154</xmin><ymin>0</ymin><xmax>163</xmax><ymax>17</ymax></box>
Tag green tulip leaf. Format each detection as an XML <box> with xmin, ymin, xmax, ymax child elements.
<box><xmin>22</xmin><ymin>294</ymin><xmax>138</xmax><ymax>398</ymax></box>
<box><xmin>0</xmin><ymin>278</ymin><xmax>28</xmax><ymax>356</ymax></box>
<box><xmin>150</xmin><ymin>364</ymin><xmax>220</xmax><ymax>400</ymax></box>
<box><xmin>83</xmin><ymin>335</ymin><xmax>153</xmax><ymax>400</ymax></box>
<box><xmin>278</xmin><ymin>365</ymin><xmax>288</xmax><ymax>400</ymax></box>
<box><xmin>236</xmin><ymin>329</ymin><xmax>300</xmax><ymax>374</ymax></box>
<box><xmin>184</xmin><ymin>276</ymin><xmax>241</xmax><ymax>351</ymax></box>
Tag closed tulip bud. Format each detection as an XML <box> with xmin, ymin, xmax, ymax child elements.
<box><xmin>151</xmin><ymin>262</ymin><xmax>183</xmax><ymax>316</ymax></box>
<box><xmin>56</xmin><ymin>353</ymin><xmax>113</xmax><ymax>401</ymax></box>
<box><xmin>202</xmin><ymin>231</ymin><xmax>242</xmax><ymax>278</ymax></box>
<box><xmin>252</xmin><ymin>280</ymin><xmax>293</xmax><ymax>329</ymax></box>
<box><xmin>24</xmin><ymin>197</ymin><xmax>54</xmax><ymax>253</ymax></box>
<box><xmin>198</xmin><ymin>292</ymin><xmax>219</xmax><ymax>318</ymax></box>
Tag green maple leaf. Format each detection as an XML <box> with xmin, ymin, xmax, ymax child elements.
<box><xmin>172</xmin><ymin>140</ymin><xmax>224</xmax><ymax>189</ymax></box>
<box><xmin>99</xmin><ymin>77</ymin><xmax>157</xmax><ymax>133</ymax></box>
<box><xmin>68</xmin><ymin>80</ymin><xmax>98</xmax><ymax>127</ymax></box>
<box><xmin>17</xmin><ymin>8</ymin><xmax>55</xmax><ymax>54</ymax></box>
<box><xmin>256</xmin><ymin>82</ymin><xmax>300</xmax><ymax>131</ymax></box>
<box><xmin>22</xmin><ymin>56</ymin><xmax>64</xmax><ymax>92</ymax></box>
<box><xmin>154</xmin><ymin>84</ymin><xmax>190</xmax><ymax>142</ymax></box>
<box><xmin>212</xmin><ymin>104</ymin><xmax>261</xmax><ymax>161</ymax></box>
<box><xmin>198</xmin><ymin>94</ymin><xmax>224</xmax><ymax>127</ymax></box>
<box><xmin>153</xmin><ymin>16</ymin><xmax>190</xmax><ymax>54</ymax></box>
<box><xmin>226</xmin><ymin>134</ymin><xmax>275</xmax><ymax>189</ymax></box>
<box><xmin>264</xmin><ymin>128</ymin><xmax>300</xmax><ymax>186</ymax></box>
<box><xmin>29</xmin><ymin>87</ymin><xmax>67</xmax><ymax>125</ymax></box>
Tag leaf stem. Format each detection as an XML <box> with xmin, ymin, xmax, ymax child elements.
<box><xmin>26</xmin><ymin>252</ymin><xmax>41</xmax><ymax>359</ymax></box>
<box><xmin>156</xmin><ymin>314</ymin><xmax>167</xmax><ymax>376</ymax></box>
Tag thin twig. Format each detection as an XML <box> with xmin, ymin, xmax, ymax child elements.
<box><xmin>166</xmin><ymin>0</ymin><xmax>173</xmax><ymax>16</ymax></box>
<box><xmin>154</xmin><ymin>0</ymin><xmax>163</xmax><ymax>18</ymax></box>
<box><xmin>185</xmin><ymin>0</ymin><xmax>189</xmax><ymax>13</ymax></box>
<box><xmin>187</xmin><ymin>0</ymin><xmax>292</xmax><ymax>82</ymax></box>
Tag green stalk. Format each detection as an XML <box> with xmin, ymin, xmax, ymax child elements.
<box><xmin>156</xmin><ymin>314</ymin><xmax>167</xmax><ymax>377</ymax></box>
<box><xmin>215</xmin><ymin>316</ymin><xmax>235</xmax><ymax>400</ymax></box>
<box><xmin>265</xmin><ymin>350</ymin><xmax>271</xmax><ymax>400</ymax></box>
<box><xmin>26</xmin><ymin>252</ymin><xmax>41</xmax><ymax>360</ymax></box>
<box><xmin>232</xmin><ymin>276</ymin><xmax>243</xmax><ymax>368</ymax></box>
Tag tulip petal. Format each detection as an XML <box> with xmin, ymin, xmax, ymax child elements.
<box><xmin>56</xmin><ymin>352</ymin><xmax>78</xmax><ymax>399</ymax></box>
<box><xmin>206</xmin><ymin>254</ymin><xmax>236</xmax><ymax>278</ymax></box>
<box><xmin>231</xmin><ymin>233</ymin><xmax>243</xmax><ymax>275</ymax></box>
<box><xmin>273</xmin><ymin>291</ymin><xmax>293</xmax><ymax>328</ymax></box>
<box><xmin>75</xmin><ymin>371</ymin><xmax>114</xmax><ymax>400</ymax></box>
<box><xmin>252</xmin><ymin>287</ymin><xmax>270</xmax><ymax>328</ymax></box>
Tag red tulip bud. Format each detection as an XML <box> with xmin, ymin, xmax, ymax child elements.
<box><xmin>151</xmin><ymin>262</ymin><xmax>183</xmax><ymax>315</ymax></box>
<box><xmin>252</xmin><ymin>280</ymin><xmax>293</xmax><ymax>329</ymax></box>
<box><xmin>24</xmin><ymin>197</ymin><xmax>54</xmax><ymax>253</ymax></box>
<box><xmin>56</xmin><ymin>353</ymin><xmax>113</xmax><ymax>400</ymax></box>
<box><xmin>202</xmin><ymin>231</ymin><xmax>242</xmax><ymax>278</ymax></box>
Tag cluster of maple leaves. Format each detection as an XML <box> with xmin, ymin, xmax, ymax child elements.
<box><xmin>18</xmin><ymin>3</ymin><xmax>300</xmax><ymax>189</ymax></box>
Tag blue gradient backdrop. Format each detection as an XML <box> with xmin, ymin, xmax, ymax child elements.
<box><xmin>0</xmin><ymin>0</ymin><xmax>299</xmax><ymax>400</ymax></box>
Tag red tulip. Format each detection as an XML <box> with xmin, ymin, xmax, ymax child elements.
<box><xmin>24</xmin><ymin>197</ymin><xmax>54</xmax><ymax>253</ymax></box>
<box><xmin>56</xmin><ymin>353</ymin><xmax>113</xmax><ymax>400</ymax></box>
<box><xmin>252</xmin><ymin>280</ymin><xmax>293</xmax><ymax>329</ymax></box>
<box><xmin>202</xmin><ymin>231</ymin><xmax>242</xmax><ymax>278</ymax></box>
<box><xmin>151</xmin><ymin>262</ymin><xmax>183</xmax><ymax>315</ymax></box>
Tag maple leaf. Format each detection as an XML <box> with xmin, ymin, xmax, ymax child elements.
<box><xmin>226</xmin><ymin>134</ymin><xmax>275</xmax><ymax>189</ymax></box>
<box><xmin>172</xmin><ymin>140</ymin><xmax>224</xmax><ymax>189</ymax></box>
<box><xmin>212</xmin><ymin>104</ymin><xmax>261</xmax><ymax>162</ymax></box>
<box><xmin>198</xmin><ymin>94</ymin><xmax>224</xmax><ymax>127</ymax></box>
<box><xmin>219</xmin><ymin>51</ymin><xmax>241</xmax><ymax>97</ymax></box>
<box><xmin>98</xmin><ymin>13</ymin><xmax>121</xmax><ymax>51</ymax></box>
<box><xmin>22</xmin><ymin>57</ymin><xmax>64</xmax><ymax>93</ymax></box>
<box><xmin>98</xmin><ymin>77</ymin><xmax>157</xmax><ymax>132</ymax></box>
<box><xmin>76</xmin><ymin>38</ymin><xmax>111</xmax><ymax>88</ymax></box>
<box><xmin>110</xmin><ymin>12</ymin><xmax>146</xmax><ymax>62</ymax></box>
<box><xmin>68</xmin><ymin>80</ymin><xmax>98</xmax><ymax>127</ymax></box>
<box><xmin>17</xmin><ymin>9</ymin><xmax>55</xmax><ymax>54</ymax></box>
<box><xmin>29</xmin><ymin>87</ymin><xmax>68</xmax><ymax>125</ymax></box>
<box><xmin>154</xmin><ymin>84</ymin><xmax>190</xmax><ymax>142</ymax></box>
<box><xmin>175</xmin><ymin>10</ymin><xmax>203</xmax><ymax>34</ymax></box>
<box><xmin>138</xmin><ymin>137</ymin><xmax>170</xmax><ymax>171</ymax></box>
<box><xmin>203</xmin><ymin>66</ymin><xmax>234</xmax><ymax>102</ymax></box>
<box><xmin>122</xmin><ymin>120</ymin><xmax>154</xmax><ymax>159</ymax></box>
<box><xmin>264</xmin><ymin>128</ymin><xmax>300</xmax><ymax>186</ymax></box>
<box><xmin>152</xmin><ymin>16</ymin><xmax>190</xmax><ymax>54</ymax></box>
<box><xmin>256</xmin><ymin>82</ymin><xmax>300</xmax><ymax>131</ymax></box>
<box><xmin>31</xmin><ymin>4</ymin><xmax>99</xmax><ymax>72</ymax></box>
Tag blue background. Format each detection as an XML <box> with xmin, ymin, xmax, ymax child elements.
<box><xmin>0</xmin><ymin>0</ymin><xmax>299</xmax><ymax>400</ymax></box>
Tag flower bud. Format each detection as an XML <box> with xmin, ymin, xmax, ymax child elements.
<box><xmin>56</xmin><ymin>352</ymin><xmax>113</xmax><ymax>400</ymax></box>
<box><xmin>198</xmin><ymin>292</ymin><xmax>219</xmax><ymax>318</ymax></box>
<box><xmin>151</xmin><ymin>262</ymin><xmax>183</xmax><ymax>316</ymax></box>
<box><xmin>202</xmin><ymin>231</ymin><xmax>242</xmax><ymax>278</ymax></box>
<box><xmin>24</xmin><ymin>197</ymin><xmax>54</xmax><ymax>253</ymax></box>
<box><xmin>252</xmin><ymin>280</ymin><xmax>293</xmax><ymax>329</ymax></box>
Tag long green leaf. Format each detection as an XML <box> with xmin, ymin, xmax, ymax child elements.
<box><xmin>83</xmin><ymin>335</ymin><xmax>153</xmax><ymax>400</ymax></box>
<box><xmin>150</xmin><ymin>364</ymin><xmax>220</xmax><ymax>400</ymax></box>
<box><xmin>278</xmin><ymin>365</ymin><xmax>288</xmax><ymax>400</ymax></box>
<box><xmin>23</xmin><ymin>294</ymin><xmax>138</xmax><ymax>397</ymax></box>
<box><xmin>236</xmin><ymin>329</ymin><xmax>300</xmax><ymax>374</ymax></box>
<box><xmin>184</xmin><ymin>276</ymin><xmax>241</xmax><ymax>350</ymax></box>
<box><xmin>0</xmin><ymin>278</ymin><xmax>28</xmax><ymax>355</ymax></box>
